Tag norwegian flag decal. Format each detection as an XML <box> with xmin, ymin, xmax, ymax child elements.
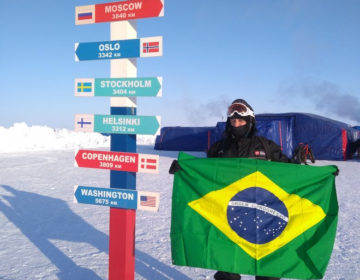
<box><xmin>140</xmin><ymin>36</ymin><xmax>163</xmax><ymax>58</ymax></box>
<box><xmin>143</xmin><ymin>42</ymin><xmax>159</xmax><ymax>53</ymax></box>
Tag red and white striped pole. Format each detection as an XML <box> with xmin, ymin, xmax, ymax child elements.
<box><xmin>109</xmin><ymin>20</ymin><xmax>137</xmax><ymax>280</ymax></box>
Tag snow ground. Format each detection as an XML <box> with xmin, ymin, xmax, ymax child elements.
<box><xmin>0</xmin><ymin>145</ymin><xmax>359</xmax><ymax>280</ymax></box>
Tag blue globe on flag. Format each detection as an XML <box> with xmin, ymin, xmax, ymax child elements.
<box><xmin>227</xmin><ymin>187</ymin><xmax>289</xmax><ymax>244</ymax></box>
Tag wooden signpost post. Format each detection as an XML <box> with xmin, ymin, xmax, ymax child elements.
<box><xmin>74</xmin><ymin>1</ymin><xmax>164</xmax><ymax>279</ymax></box>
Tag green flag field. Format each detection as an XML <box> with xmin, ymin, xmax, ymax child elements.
<box><xmin>171</xmin><ymin>152</ymin><xmax>338</xmax><ymax>279</ymax></box>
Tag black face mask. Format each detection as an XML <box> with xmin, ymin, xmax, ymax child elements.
<box><xmin>231</xmin><ymin>124</ymin><xmax>250</xmax><ymax>139</ymax></box>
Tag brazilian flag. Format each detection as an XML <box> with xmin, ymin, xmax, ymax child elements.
<box><xmin>170</xmin><ymin>152</ymin><xmax>338</xmax><ymax>279</ymax></box>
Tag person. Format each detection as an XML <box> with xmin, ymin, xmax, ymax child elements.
<box><xmin>208</xmin><ymin>99</ymin><xmax>312</xmax><ymax>280</ymax></box>
<box><xmin>208</xmin><ymin>99</ymin><xmax>302</xmax><ymax>163</ymax></box>
<box><xmin>169</xmin><ymin>99</ymin><xmax>314</xmax><ymax>280</ymax></box>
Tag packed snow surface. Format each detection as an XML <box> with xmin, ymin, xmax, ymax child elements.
<box><xmin>0</xmin><ymin>123</ymin><xmax>359</xmax><ymax>279</ymax></box>
<box><xmin>0</xmin><ymin>123</ymin><xmax>154</xmax><ymax>153</ymax></box>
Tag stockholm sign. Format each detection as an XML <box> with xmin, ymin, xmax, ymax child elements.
<box><xmin>75</xmin><ymin>36</ymin><xmax>162</xmax><ymax>61</ymax></box>
<box><xmin>75</xmin><ymin>0</ymin><xmax>164</xmax><ymax>25</ymax></box>
<box><xmin>75</xmin><ymin>149</ymin><xmax>159</xmax><ymax>174</ymax></box>
<box><xmin>75</xmin><ymin>114</ymin><xmax>161</xmax><ymax>135</ymax></box>
<box><xmin>75</xmin><ymin>77</ymin><xmax>162</xmax><ymax>97</ymax></box>
<box><xmin>74</xmin><ymin>185</ymin><xmax>160</xmax><ymax>212</ymax></box>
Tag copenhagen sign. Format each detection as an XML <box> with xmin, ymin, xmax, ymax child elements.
<box><xmin>75</xmin><ymin>77</ymin><xmax>162</xmax><ymax>97</ymax></box>
<box><xmin>74</xmin><ymin>185</ymin><xmax>160</xmax><ymax>212</ymax></box>
<box><xmin>75</xmin><ymin>0</ymin><xmax>164</xmax><ymax>25</ymax></box>
<box><xmin>75</xmin><ymin>114</ymin><xmax>161</xmax><ymax>135</ymax></box>
<box><xmin>75</xmin><ymin>36</ymin><xmax>163</xmax><ymax>61</ymax></box>
<box><xmin>75</xmin><ymin>149</ymin><xmax>159</xmax><ymax>174</ymax></box>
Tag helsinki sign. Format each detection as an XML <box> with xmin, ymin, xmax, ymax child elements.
<box><xmin>75</xmin><ymin>0</ymin><xmax>164</xmax><ymax>25</ymax></box>
<box><xmin>75</xmin><ymin>149</ymin><xmax>159</xmax><ymax>174</ymax></box>
<box><xmin>75</xmin><ymin>77</ymin><xmax>162</xmax><ymax>97</ymax></box>
<box><xmin>75</xmin><ymin>114</ymin><xmax>161</xmax><ymax>135</ymax></box>
<box><xmin>74</xmin><ymin>185</ymin><xmax>160</xmax><ymax>212</ymax></box>
<box><xmin>75</xmin><ymin>36</ymin><xmax>162</xmax><ymax>61</ymax></box>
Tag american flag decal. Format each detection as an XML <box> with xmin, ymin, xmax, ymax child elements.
<box><xmin>140</xmin><ymin>195</ymin><xmax>156</xmax><ymax>207</ymax></box>
<box><xmin>143</xmin><ymin>42</ymin><xmax>160</xmax><ymax>53</ymax></box>
<box><xmin>137</xmin><ymin>191</ymin><xmax>159</xmax><ymax>212</ymax></box>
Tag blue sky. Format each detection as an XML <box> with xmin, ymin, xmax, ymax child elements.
<box><xmin>1</xmin><ymin>0</ymin><xmax>359</xmax><ymax>129</ymax></box>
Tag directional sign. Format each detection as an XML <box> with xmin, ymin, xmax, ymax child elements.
<box><xmin>75</xmin><ymin>36</ymin><xmax>162</xmax><ymax>61</ymax></box>
<box><xmin>74</xmin><ymin>185</ymin><xmax>160</xmax><ymax>212</ymax></box>
<box><xmin>75</xmin><ymin>0</ymin><xmax>164</xmax><ymax>25</ymax></box>
<box><xmin>75</xmin><ymin>77</ymin><xmax>162</xmax><ymax>97</ymax></box>
<box><xmin>75</xmin><ymin>114</ymin><xmax>161</xmax><ymax>135</ymax></box>
<box><xmin>75</xmin><ymin>149</ymin><xmax>159</xmax><ymax>174</ymax></box>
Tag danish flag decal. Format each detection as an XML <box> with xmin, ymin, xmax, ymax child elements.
<box><xmin>138</xmin><ymin>154</ymin><xmax>159</xmax><ymax>174</ymax></box>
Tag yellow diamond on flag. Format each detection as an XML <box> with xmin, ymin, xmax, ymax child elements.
<box><xmin>188</xmin><ymin>171</ymin><xmax>326</xmax><ymax>260</ymax></box>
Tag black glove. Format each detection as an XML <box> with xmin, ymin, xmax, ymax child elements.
<box><xmin>293</xmin><ymin>143</ymin><xmax>315</xmax><ymax>164</ymax></box>
<box><xmin>169</xmin><ymin>160</ymin><xmax>181</xmax><ymax>174</ymax></box>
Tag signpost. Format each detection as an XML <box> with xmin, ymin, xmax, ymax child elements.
<box><xmin>75</xmin><ymin>77</ymin><xmax>162</xmax><ymax>97</ymax></box>
<box><xmin>74</xmin><ymin>0</ymin><xmax>164</xmax><ymax>278</ymax></box>
<box><xmin>74</xmin><ymin>114</ymin><xmax>161</xmax><ymax>135</ymax></box>
<box><xmin>108</xmin><ymin>21</ymin><xmax>137</xmax><ymax>280</ymax></box>
<box><xmin>75</xmin><ymin>0</ymin><xmax>164</xmax><ymax>25</ymax></box>
<box><xmin>75</xmin><ymin>36</ymin><xmax>163</xmax><ymax>61</ymax></box>
<box><xmin>74</xmin><ymin>185</ymin><xmax>160</xmax><ymax>212</ymax></box>
<box><xmin>75</xmin><ymin>149</ymin><xmax>159</xmax><ymax>174</ymax></box>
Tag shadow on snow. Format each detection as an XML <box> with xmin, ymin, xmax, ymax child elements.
<box><xmin>0</xmin><ymin>184</ymin><xmax>191</xmax><ymax>280</ymax></box>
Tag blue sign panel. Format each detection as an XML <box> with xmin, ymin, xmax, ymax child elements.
<box><xmin>94</xmin><ymin>114</ymin><xmax>161</xmax><ymax>135</ymax></box>
<box><xmin>75</xmin><ymin>39</ymin><xmax>140</xmax><ymax>61</ymax></box>
<box><xmin>75</xmin><ymin>37</ymin><xmax>163</xmax><ymax>61</ymax></box>
<box><xmin>74</xmin><ymin>185</ymin><xmax>138</xmax><ymax>209</ymax></box>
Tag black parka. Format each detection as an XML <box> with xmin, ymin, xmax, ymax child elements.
<box><xmin>207</xmin><ymin>135</ymin><xmax>293</xmax><ymax>163</ymax></box>
<box><xmin>207</xmin><ymin>118</ymin><xmax>296</xmax><ymax>164</ymax></box>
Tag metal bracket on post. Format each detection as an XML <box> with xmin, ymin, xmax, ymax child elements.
<box><xmin>109</xmin><ymin>20</ymin><xmax>137</xmax><ymax>280</ymax></box>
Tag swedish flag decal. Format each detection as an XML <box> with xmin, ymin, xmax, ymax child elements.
<box><xmin>171</xmin><ymin>152</ymin><xmax>338</xmax><ymax>279</ymax></box>
<box><xmin>74</xmin><ymin>78</ymin><xmax>94</xmax><ymax>96</ymax></box>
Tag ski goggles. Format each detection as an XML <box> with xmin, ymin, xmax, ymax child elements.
<box><xmin>227</xmin><ymin>103</ymin><xmax>255</xmax><ymax>118</ymax></box>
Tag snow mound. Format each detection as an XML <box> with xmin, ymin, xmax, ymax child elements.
<box><xmin>0</xmin><ymin>123</ymin><xmax>155</xmax><ymax>153</ymax></box>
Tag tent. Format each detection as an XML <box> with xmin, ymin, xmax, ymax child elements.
<box><xmin>155</xmin><ymin>113</ymin><xmax>360</xmax><ymax>160</ymax></box>
<box><xmin>154</xmin><ymin>126</ymin><xmax>214</xmax><ymax>152</ymax></box>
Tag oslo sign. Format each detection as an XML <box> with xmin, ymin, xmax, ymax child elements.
<box><xmin>74</xmin><ymin>185</ymin><xmax>160</xmax><ymax>212</ymax></box>
<box><xmin>75</xmin><ymin>36</ymin><xmax>162</xmax><ymax>61</ymax></box>
<box><xmin>75</xmin><ymin>0</ymin><xmax>164</xmax><ymax>25</ymax></box>
<box><xmin>75</xmin><ymin>114</ymin><xmax>161</xmax><ymax>135</ymax></box>
<box><xmin>75</xmin><ymin>77</ymin><xmax>162</xmax><ymax>97</ymax></box>
<box><xmin>75</xmin><ymin>149</ymin><xmax>159</xmax><ymax>174</ymax></box>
